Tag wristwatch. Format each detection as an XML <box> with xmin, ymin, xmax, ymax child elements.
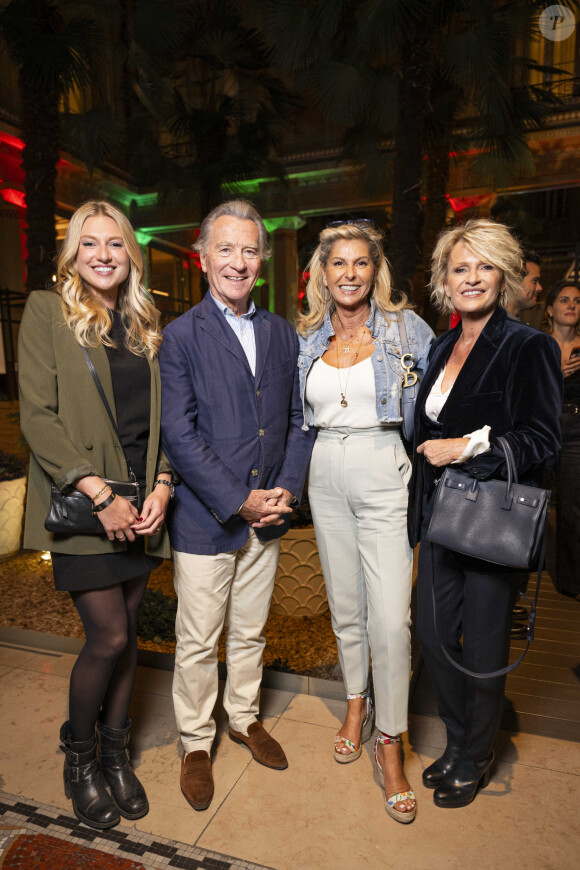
<box><xmin>154</xmin><ymin>479</ymin><xmax>175</xmax><ymax>498</ymax></box>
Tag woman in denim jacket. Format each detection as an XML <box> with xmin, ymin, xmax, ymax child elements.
<box><xmin>297</xmin><ymin>220</ymin><xmax>433</xmax><ymax>822</ymax></box>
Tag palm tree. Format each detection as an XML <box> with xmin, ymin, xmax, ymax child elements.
<box><xmin>0</xmin><ymin>0</ymin><xmax>102</xmax><ymax>291</ymax></box>
<box><xmin>265</xmin><ymin>0</ymin><xmax>568</xmax><ymax>318</ymax></box>
<box><xmin>158</xmin><ymin>0</ymin><xmax>298</xmax><ymax>216</ymax></box>
<box><xmin>1</xmin><ymin>0</ymin><xmax>293</xmax><ymax>289</ymax></box>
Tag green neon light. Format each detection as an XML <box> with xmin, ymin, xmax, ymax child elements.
<box><xmin>106</xmin><ymin>188</ymin><xmax>159</xmax><ymax>210</ymax></box>
<box><xmin>223</xmin><ymin>166</ymin><xmax>344</xmax><ymax>196</ymax></box>
<box><xmin>255</xmin><ymin>277</ymin><xmax>265</xmax><ymax>287</ymax></box>
<box><xmin>263</xmin><ymin>216</ymin><xmax>306</xmax><ymax>232</ymax></box>
<box><xmin>135</xmin><ymin>230</ymin><xmax>153</xmax><ymax>246</ymax></box>
<box><xmin>137</xmin><ymin>222</ymin><xmax>198</xmax><ymax>234</ymax></box>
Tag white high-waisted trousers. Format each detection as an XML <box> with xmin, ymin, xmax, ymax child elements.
<box><xmin>308</xmin><ymin>427</ymin><xmax>412</xmax><ymax>736</ymax></box>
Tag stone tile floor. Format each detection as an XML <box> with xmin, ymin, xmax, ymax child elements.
<box><xmin>1</xmin><ymin>637</ymin><xmax>579</xmax><ymax>870</ymax></box>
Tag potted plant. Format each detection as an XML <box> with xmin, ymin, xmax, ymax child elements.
<box><xmin>271</xmin><ymin>487</ymin><xmax>329</xmax><ymax>618</ymax></box>
<box><xmin>0</xmin><ymin>450</ymin><xmax>27</xmax><ymax>561</ymax></box>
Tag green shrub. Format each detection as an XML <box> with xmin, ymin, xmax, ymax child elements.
<box><xmin>0</xmin><ymin>450</ymin><xmax>27</xmax><ymax>482</ymax></box>
<box><xmin>137</xmin><ymin>588</ymin><xmax>177</xmax><ymax>643</ymax></box>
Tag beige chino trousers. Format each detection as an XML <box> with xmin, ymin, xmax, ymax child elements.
<box><xmin>309</xmin><ymin>427</ymin><xmax>412</xmax><ymax>736</ymax></box>
<box><xmin>172</xmin><ymin>528</ymin><xmax>280</xmax><ymax>755</ymax></box>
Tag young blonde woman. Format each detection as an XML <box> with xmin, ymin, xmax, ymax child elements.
<box><xmin>544</xmin><ymin>280</ymin><xmax>580</xmax><ymax>597</ymax></box>
<box><xmin>297</xmin><ymin>220</ymin><xmax>434</xmax><ymax>823</ymax></box>
<box><xmin>19</xmin><ymin>200</ymin><xmax>173</xmax><ymax>829</ymax></box>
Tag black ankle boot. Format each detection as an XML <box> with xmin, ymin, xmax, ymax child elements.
<box><xmin>98</xmin><ymin>718</ymin><xmax>149</xmax><ymax>820</ymax></box>
<box><xmin>433</xmin><ymin>751</ymin><xmax>494</xmax><ymax>808</ymax></box>
<box><xmin>422</xmin><ymin>745</ymin><xmax>462</xmax><ymax>789</ymax></box>
<box><xmin>60</xmin><ymin>721</ymin><xmax>120</xmax><ymax>829</ymax></box>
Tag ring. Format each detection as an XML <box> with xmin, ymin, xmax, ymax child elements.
<box><xmin>116</xmin><ymin>534</ymin><xmax>125</xmax><ymax>541</ymax></box>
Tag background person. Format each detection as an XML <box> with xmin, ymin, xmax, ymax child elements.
<box><xmin>408</xmin><ymin>219</ymin><xmax>562</xmax><ymax>810</ymax></box>
<box><xmin>159</xmin><ymin>199</ymin><xmax>314</xmax><ymax>814</ymax></box>
<box><xmin>506</xmin><ymin>249</ymin><xmax>544</xmax><ymax>636</ymax></box>
<box><xmin>297</xmin><ymin>220</ymin><xmax>434</xmax><ymax>824</ymax></box>
<box><xmin>544</xmin><ymin>280</ymin><xmax>580</xmax><ymax>598</ymax></box>
<box><xmin>506</xmin><ymin>249</ymin><xmax>542</xmax><ymax>323</ymax></box>
<box><xmin>18</xmin><ymin>200</ymin><xmax>172</xmax><ymax>830</ymax></box>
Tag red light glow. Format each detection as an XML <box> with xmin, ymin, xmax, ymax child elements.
<box><xmin>0</xmin><ymin>188</ymin><xmax>25</xmax><ymax>208</ymax></box>
<box><xmin>446</xmin><ymin>194</ymin><xmax>492</xmax><ymax>213</ymax></box>
<box><xmin>0</xmin><ymin>132</ymin><xmax>25</xmax><ymax>151</ymax></box>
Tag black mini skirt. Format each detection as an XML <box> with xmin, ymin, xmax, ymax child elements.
<box><xmin>52</xmin><ymin>538</ymin><xmax>163</xmax><ymax>592</ymax></box>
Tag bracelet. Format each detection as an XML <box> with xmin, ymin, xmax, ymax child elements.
<box><xmin>92</xmin><ymin>493</ymin><xmax>117</xmax><ymax>513</ymax></box>
<box><xmin>153</xmin><ymin>479</ymin><xmax>175</xmax><ymax>498</ymax></box>
<box><xmin>91</xmin><ymin>484</ymin><xmax>112</xmax><ymax>503</ymax></box>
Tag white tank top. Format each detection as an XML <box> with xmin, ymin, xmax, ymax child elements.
<box><xmin>305</xmin><ymin>356</ymin><xmax>381</xmax><ymax>428</ymax></box>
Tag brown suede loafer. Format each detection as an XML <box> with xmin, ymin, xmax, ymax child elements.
<box><xmin>228</xmin><ymin>721</ymin><xmax>288</xmax><ymax>770</ymax></box>
<box><xmin>180</xmin><ymin>750</ymin><xmax>214</xmax><ymax>811</ymax></box>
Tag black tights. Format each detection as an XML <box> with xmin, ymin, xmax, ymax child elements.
<box><xmin>68</xmin><ymin>573</ymin><xmax>149</xmax><ymax>741</ymax></box>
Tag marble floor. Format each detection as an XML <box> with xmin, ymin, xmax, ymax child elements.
<box><xmin>1</xmin><ymin>637</ymin><xmax>579</xmax><ymax>870</ymax></box>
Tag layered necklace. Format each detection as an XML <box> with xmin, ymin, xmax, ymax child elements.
<box><xmin>332</xmin><ymin>307</ymin><xmax>369</xmax><ymax>408</ymax></box>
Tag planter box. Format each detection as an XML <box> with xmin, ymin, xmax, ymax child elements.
<box><xmin>0</xmin><ymin>476</ymin><xmax>26</xmax><ymax>561</ymax></box>
<box><xmin>272</xmin><ymin>527</ymin><xmax>328</xmax><ymax>618</ymax></box>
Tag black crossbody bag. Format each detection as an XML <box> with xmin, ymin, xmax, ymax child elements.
<box><xmin>44</xmin><ymin>347</ymin><xmax>142</xmax><ymax>535</ymax></box>
<box><xmin>426</xmin><ymin>436</ymin><xmax>550</xmax><ymax>678</ymax></box>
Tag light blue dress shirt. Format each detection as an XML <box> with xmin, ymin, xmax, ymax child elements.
<box><xmin>210</xmin><ymin>292</ymin><xmax>257</xmax><ymax>376</ymax></box>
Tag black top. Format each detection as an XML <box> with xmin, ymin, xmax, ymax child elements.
<box><xmin>104</xmin><ymin>309</ymin><xmax>151</xmax><ymax>485</ymax></box>
<box><xmin>563</xmin><ymin>367</ymin><xmax>580</xmax><ymax>406</ymax></box>
<box><xmin>52</xmin><ymin>313</ymin><xmax>158</xmax><ymax>591</ymax></box>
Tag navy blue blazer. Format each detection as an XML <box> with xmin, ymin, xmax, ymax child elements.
<box><xmin>407</xmin><ymin>306</ymin><xmax>563</xmax><ymax>547</ymax></box>
<box><xmin>159</xmin><ymin>292</ymin><xmax>315</xmax><ymax>555</ymax></box>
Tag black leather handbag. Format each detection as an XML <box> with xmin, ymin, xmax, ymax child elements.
<box><xmin>396</xmin><ymin>311</ymin><xmax>420</xmax><ymax>444</ymax></box>
<box><xmin>426</xmin><ymin>436</ymin><xmax>550</xmax><ymax>678</ymax></box>
<box><xmin>426</xmin><ymin>436</ymin><xmax>550</xmax><ymax>571</ymax></box>
<box><xmin>44</xmin><ymin>346</ymin><xmax>142</xmax><ymax>535</ymax></box>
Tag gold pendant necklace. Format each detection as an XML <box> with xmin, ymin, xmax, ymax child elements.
<box><xmin>335</xmin><ymin>328</ymin><xmax>366</xmax><ymax>407</ymax></box>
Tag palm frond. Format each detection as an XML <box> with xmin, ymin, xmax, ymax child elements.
<box><xmin>61</xmin><ymin>106</ymin><xmax>121</xmax><ymax>173</ymax></box>
<box><xmin>299</xmin><ymin>59</ymin><xmax>376</xmax><ymax>125</ymax></box>
<box><xmin>356</xmin><ymin>0</ymin><xmax>433</xmax><ymax>55</ymax></box>
<box><xmin>264</xmin><ymin>0</ymin><xmax>324</xmax><ymax>70</ymax></box>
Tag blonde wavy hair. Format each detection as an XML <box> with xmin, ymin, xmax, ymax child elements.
<box><xmin>430</xmin><ymin>219</ymin><xmax>523</xmax><ymax>314</ymax></box>
<box><xmin>57</xmin><ymin>200</ymin><xmax>161</xmax><ymax>357</ymax></box>
<box><xmin>297</xmin><ymin>222</ymin><xmax>406</xmax><ymax>336</ymax></box>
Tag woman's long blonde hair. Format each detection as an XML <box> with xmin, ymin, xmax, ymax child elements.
<box><xmin>430</xmin><ymin>219</ymin><xmax>523</xmax><ymax>314</ymax></box>
<box><xmin>57</xmin><ymin>200</ymin><xmax>161</xmax><ymax>357</ymax></box>
<box><xmin>297</xmin><ymin>222</ymin><xmax>406</xmax><ymax>336</ymax></box>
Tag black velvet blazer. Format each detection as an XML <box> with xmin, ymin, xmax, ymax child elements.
<box><xmin>407</xmin><ymin>306</ymin><xmax>563</xmax><ymax>547</ymax></box>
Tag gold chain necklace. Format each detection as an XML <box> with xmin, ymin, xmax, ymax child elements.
<box><xmin>335</xmin><ymin>327</ymin><xmax>366</xmax><ymax>407</ymax></box>
<box><xmin>333</xmin><ymin>310</ymin><xmax>369</xmax><ymax>354</ymax></box>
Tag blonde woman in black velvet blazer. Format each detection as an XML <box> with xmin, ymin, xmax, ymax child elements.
<box><xmin>408</xmin><ymin>219</ymin><xmax>562</xmax><ymax>810</ymax></box>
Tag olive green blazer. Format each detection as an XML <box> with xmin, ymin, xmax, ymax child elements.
<box><xmin>18</xmin><ymin>290</ymin><xmax>171</xmax><ymax>558</ymax></box>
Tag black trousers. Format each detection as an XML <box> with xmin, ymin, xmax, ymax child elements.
<box><xmin>416</xmin><ymin>494</ymin><xmax>519</xmax><ymax>761</ymax></box>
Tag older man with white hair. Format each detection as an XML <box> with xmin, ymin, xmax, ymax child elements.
<box><xmin>160</xmin><ymin>199</ymin><xmax>314</xmax><ymax>812</ymax></box>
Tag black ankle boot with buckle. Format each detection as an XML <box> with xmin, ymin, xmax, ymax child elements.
<box><xmin>60</xmin><ymin>721</ymin><xmax>120</xmax><ymax>829</ymax></box>
<box><xmin>97</xmin><ymin>717</ymin><xmax>149</xmax><ymax>819</ymax></box>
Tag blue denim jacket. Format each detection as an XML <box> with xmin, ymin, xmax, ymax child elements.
<box><xmin>298</xmin><ymin>300</ymin><xmax>434</xmax><ymax>430</ymax></box>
